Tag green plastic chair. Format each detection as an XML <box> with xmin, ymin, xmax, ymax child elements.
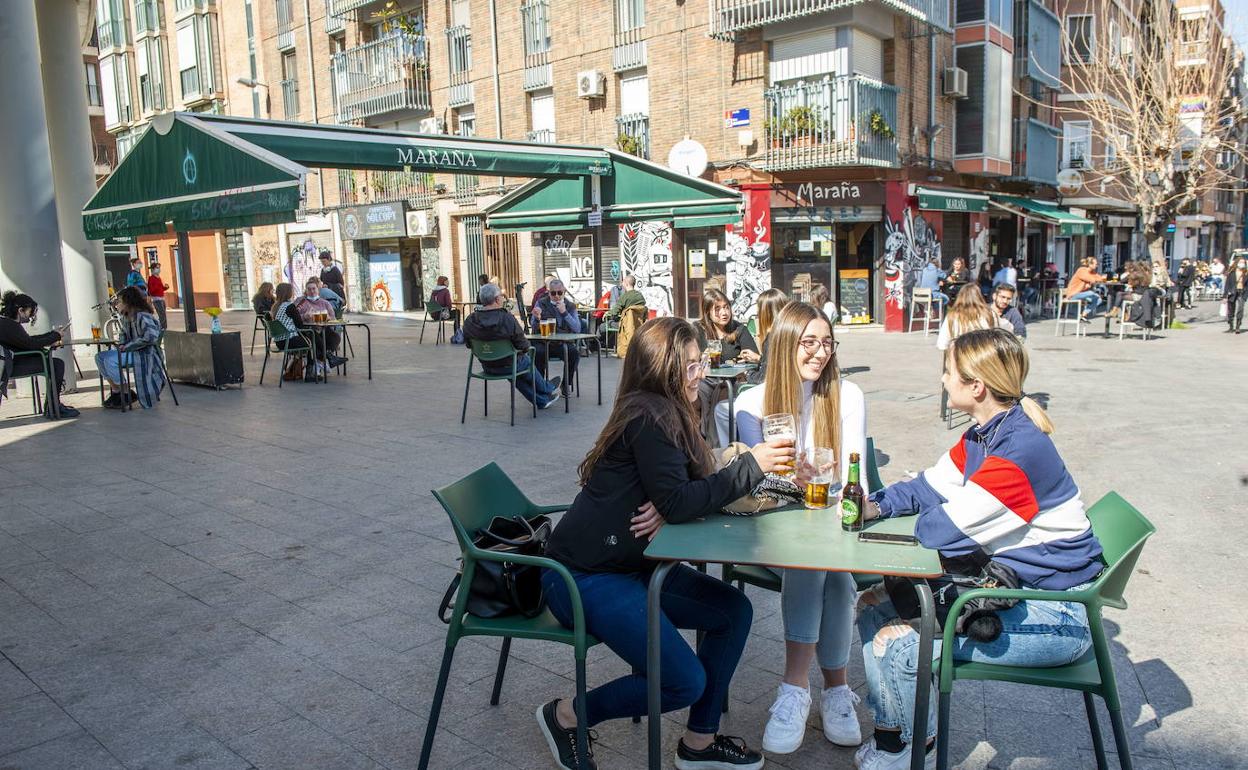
<box><xmin>418</xmin><ymin>463</ymin><xmax>597</xmax><ymax>770</ymax></box>
<box><xmin>934</xmin><ymin>491</ymin><xmax>1156</xmax><ymax>770</ymax></box>
<box><xmin>259</xmin><ymin>320</ymin><xmax>313</xmax><ymax>387</ymax></box>
<box><xmin>462</xmin><ymin>339</ymin><xmax>537</xmax><ymax>426</ymax></box>
<box><xmin>721</xmin><ymin>436</ymin><xmax>888</xmax><ymax>594</ymax></box>
<box><xmin>2</xmin><ymin>348</ymin><xmax>59</xmax><ymax>418</ymax></box>
<box><xmin>421</xmin><ymin>300</ymin><xmax>448</xmax><ymax>345</ymax></box>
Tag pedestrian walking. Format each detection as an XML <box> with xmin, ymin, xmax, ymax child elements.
<box><xmin>1224</xmin><ymin>255</ymin><xmax>1248</xmax><ymax>334</ymax></box>
<box><xmin>146</xmin><ymin>263</ymin><xmax>168</xmax><ymax>329</ymax></box>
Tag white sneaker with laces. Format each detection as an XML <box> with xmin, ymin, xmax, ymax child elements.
<box><xmin>820</xmin><ymin>686</ymin><xmax>863</xmax><ymax>746</ymax></box>
<box><xmin>853</xmin><ymin>739</ymin><xmax>936</xmax><ymax>770</ymax></box>
<box><xmin>761</xmin><ymin>684</ymin><xmax>811</xmax><ymax>754</ymax></box>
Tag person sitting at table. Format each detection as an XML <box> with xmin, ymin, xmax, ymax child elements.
<box><xmin>530</xmin><ymin>273</ymin><xmax>556</xmax><ymax>311</ymax></box>
<box><xmin>531</xmin><ymin>279</ymin><xmax>581</xmax><ymax>395</ymax></box>
<box><xmin>853</xmin><ymin>328</ymin><xmax>1104</xmax><ymax>770</ymax></box>
<box><xmin>539</xmin><ymin>317</ymin><xmax>793</xmax><ymax>770</ymax></box>
<box><xmin>295</xmin><ymin>279</ymin><xmax>347</xmax><ymax>366</ymax></box>
<box><xmin>946</xmin><ymin>257</ymin><xmax>970</xmax><ymax>289</ymax></box>
<box><xmin>252</xmin><ymin>282</ymin><xmax>276</xmax><ymax>318</ymax></box>
<box><xmin>603</xmin><ymin>274</ymin><xmax>647</xmax><ymax>324</ymax></box>
<box><xmin>695</xmin><ymin>288</ymin><xmax>759</xmax><ymax>445</ymax></box>
<box><xmin>1209</xmin><ymin>256</ymin><xmax>1226</xmax><ymax>294</ymax></box>
<box><xmin>990</xmin><ymin>284</ymin><xmax>1026</xmax><ymax>338</ymax></box>
<box><xmin>733</xmin><ymin>302</ymin><xmax>869</xmax><ymax>755</ymax></box>
<box><xmin>94</xmin><ymin>286</ymin><xmax>166</xmax><ymax>409</ymax></box>
<box><xmin>917</xmin><ymin>257</ymin><xmax>948</xmax><ymax>308</ymax></box>
<box><xmin>936</xmin><ymin>285</ymin><xmax>1006</xmax><ymax>351</ymax></box>
<box><xmin>463</xmin><ymin>282</ymin><xmax>561</xmax><ymax>409</ymax></box>
<box><xmin>309</xmin><ymin>276</ymin><xmax>345</xmax><ymax>317</ymax></box>
<box><xmin>810</xmin><ymin>283</ymin><xmax>838</xmax><ymax>325</ymax></box>
<box><xmin>318</xmin><ymin>250</ymin><xmax>346</xmax><ymax>299</ymax></box>
<box><xmin>429</xmin><ymin>275</ymin><xmax>461</xmax><ymax>333</ymax></box>
<box><xmin>713</xmin><ymin>288</ymin><xmax>789</xmax><ymax>444</ymax></box>
<box><xmin>1108</xmin><ymin>261</ymin><xmax>1151</xmax><ymax>320</ymax></box>
<box><xmin>272</xmin><ymin>283</ymin><xmax>342</xmax><ymax>379</ymax></box>
<box><xmin>1064</xmin><ymin>257</ymin><xmax>1107</xmax><ymax>322</ymax></box>
<box><xmin>0</xmin><ymin>291</ymin><xmax>77</xmax><ymax>418</ymax></box>
<box><xmin>991</xmin><ymin>258</ymin><xmax>1017</xmax><ymax>291</ymax></box>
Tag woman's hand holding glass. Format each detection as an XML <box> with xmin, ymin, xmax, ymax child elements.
<box><xmin>749</xmin><ymin>438</ymin><xmax>795</xmax><ymax>475</ymax></box>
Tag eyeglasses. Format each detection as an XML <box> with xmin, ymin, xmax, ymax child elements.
<box><xmin>685</xmin><ymin>356</ymin><xmax>711</xmax><ymax>380</ymax></box>
<box><xmin>549</xmin><ymin>291</ymin><xmax>565</xmax><ymax>297</ymax></box>
<box><xmin>798</xmin><ymin>338</ymin><xmax>838</xmax><ymax>354</ymax></box>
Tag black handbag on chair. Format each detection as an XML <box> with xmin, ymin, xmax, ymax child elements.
<box><xmin>884</xmin><ymin>549</ymin><xmax>1022</xmax><ymax>642</ymax></box>
<box><xmin>439</xmin><ymin>514</ymin><xmax>552</xmax><ymax>622</ymax></box>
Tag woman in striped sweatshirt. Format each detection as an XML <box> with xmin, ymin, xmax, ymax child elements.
<box><xmin>852</xmin><ymin>328</ymin><xmax>1104</xmax><ymax>770</ymax></box>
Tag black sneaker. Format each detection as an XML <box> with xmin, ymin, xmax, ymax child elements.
<box><xmin>536</xmin><ymin>700</ymin><xmax>596</xmax><ymax>770</ymax></box>
<box><xmin>103</xmin><ymin>393</ymin><xmax>122</xmax><ymax>409</ymax></box>
<box><xmin>675</xmin><ymin>735</ymin><xmax>764</xmax><ymax>770</ymax></box>
<box><xmin>45</xmin><ymin>404</ymin><xmax>80</xmax><ymax>419</ymax></box>
<box><xmin>548</xmin><ymin>375</ymin><xmax>562</xmax><ymax>394</ymax></box>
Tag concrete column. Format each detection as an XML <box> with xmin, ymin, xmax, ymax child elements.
<box><xmin>36</xmin><ymin>0</ymin><xmax>109</xmax><ymax>378</ymax></box>
<box><xmin>0</xmin><ymin>2</ymin><xmax>72</xmax><ymax>346</ymax></box>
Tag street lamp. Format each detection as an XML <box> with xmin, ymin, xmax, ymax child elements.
<box><xmin>236</xmin><ymin>77</ymin><xmax>270</xmax><ymax>89</ymax></box>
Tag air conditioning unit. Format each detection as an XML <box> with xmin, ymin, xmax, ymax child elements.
<box><xmin>942</xmin><ymin>67</ymin><xmax>968</xmax><ymax>99</ymax></box>
<box><xmin>418</xmin><ymin>117</ymin><xmax>444</xmax><ymax>134</ymax></box>
<box><xmin>406</xmin><ymin>209</ymin><xmax>438</xmax><ymax>237</ymax></box>
<box><xmin>576</xmin><ymin>70</ymin><xmax>606</xmax><ymax>99</ymax></box>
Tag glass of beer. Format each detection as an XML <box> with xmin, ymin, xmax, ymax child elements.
<box><xmin>541</xmin><ymin>318</ymin><xmax>555</xmax><ymax>337</ymax></box>
<box><xmin>762</xmin><ymin>413</ymin><xmax>797</xmax><ymax>477</ymax></box>
<box><xmin>804</xmin><ymin>447</ymin><xmax>836</xmax><ymax>509</ymax></box>
<box><xmin>90</xmin><ymin>324</ymin><xmax>101</xmax><ymax>341</ymax></box>
<box><xmin>707</xmin><ymin>339</ymin><xmax>723</xmax><ymax>368</ymax></box>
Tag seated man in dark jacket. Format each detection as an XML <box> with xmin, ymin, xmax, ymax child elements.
<box><xmin>0</xmin><ymin>291</ymin><xmax>78</xmax><ymax>418</ymax></box>
<box><xmin>463</xmin><ymin>283</ymin><xmax>562</xmax><ymax>409</ymax></box>
<box><xmin>530</xmin><ymin>279</ymin><xmax>581</xmax><ymax>394</ymax></box>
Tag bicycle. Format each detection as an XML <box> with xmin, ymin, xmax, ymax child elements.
<box><xmin>92</xmin><ymin>297</ymin><xmax>124</xmax><ymax>339</ymax></box>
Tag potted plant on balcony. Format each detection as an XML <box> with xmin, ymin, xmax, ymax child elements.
<box><xmin>616</xmin><ymin>132</ymin><xmax>643</xmax><ymax>157</ymax></box>
<box><xmin>768</xmin><ymin>106</ymin><xmax>823</xmax><ymax>148</ymax></box>
<box><xmin>867</xmin><ymin>109</ymin><xmax>895</xmax><ymax>139</ymax></box>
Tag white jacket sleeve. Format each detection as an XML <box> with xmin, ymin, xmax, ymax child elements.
<box><xmin>839</xmin><ymin>381</ymin><xmax>870</xmax><ymax>495</ymax></box>
<box><xmin>935</xmin><ymin>318</ymin><xmax>952</xmax><ymax>350</ymax></box>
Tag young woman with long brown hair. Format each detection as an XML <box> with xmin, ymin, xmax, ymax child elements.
<box><xmin>733</xmin><ymin>302</ymin><xmax>869</xmax><ymax>755</ymax></box>
<box><xmin>539</xmin><ymin>317</ymin><xmax>793</xmax><ymax>770</ymax></box>
<box><xmin>696</xmin><ymin>288</ymin><xmax>761</xmax><ymax>444</ymax></box>
<box><xmin>854</xmin><ymin>329</ymin><xmax>1102</xmax><ymax>770</ymax></box>
<box><xmin>936</xmin><ymin>283</ymin><xmax>1004</xmax><ymax>351</ymax></box>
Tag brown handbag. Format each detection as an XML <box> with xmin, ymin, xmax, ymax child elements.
<box><xmin>283</xmin><ymin>356</ymin><xmax>305</xmax><ymax>381</ymax></box>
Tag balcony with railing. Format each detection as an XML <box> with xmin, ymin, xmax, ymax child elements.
<box><xmin>708</xmin><ymin>0</ymin><xmax>949</xmax><ymax>39</ymax></box>
<box><xmin>331</xmin><ymin>33</ymin><xmax>431</xmax><ymax>123</ymax></box>
<box><xmin>761</xmin><ymin>75</ymin><xmax>899</xmax><ymax>171</ymax></box>
<box><xmin>338</xmin><ymin>168</ymin><xmax>435</xmax><ymax>208</ymax></box>
<box><xmin>613</xmin><ymin>0</ymin><xmax>646</xmax><ymax>71</ymax></box>
<box><xmin>134</xmin><ymin>0</ymin><xmax>162</xmax><ymax>33</ymax></box>
<box><xmin>526</xmin><ymin>128</ymin><xmax>557</xmax><ymax>144</ymax></box>
<box><xmin>277</xmin><ymin>0</ymin><xmax>296</xmax><ymax>49</ymax></box>
<box><xmin>326</xmin><ymin>0</ymin><xmax>383</xmax><ymax>16</ymax></box>
<box><xmin>325</xmin><ymin>0</ymin><xmax>344</xmax><ymax>32</ymax></box>
<box><xmin>447</xmin><ymin>25</ymin><xmax>474</xmax><ymax>107</ymax></box>
<box><xmin>174</xmin><ymin>0</ymin><xmax>215</xmax><ymax>13</ymax></box>
<box><xmin>521</xmin><ymin>0</ymin><xmax>553</xmax><ymax>90</ymax></box>
<box><xmin>281</xmin><ymin>78</ymin><xmax>300</xmax><ymax>119</ymax></box>
<box><xmin>615</xmin><ymin>113</ymin><xmax>650</xmax><ymax>159</ymax></box>
<box><xmin>97</xmin><ymin>19</ymin><xmax>128</xmax><ymax>50</ymax></box>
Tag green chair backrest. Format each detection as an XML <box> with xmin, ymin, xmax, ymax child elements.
<box><xmin>432</xmin><ymin>462</ymin><xmax>541</xmax><ymax>552</ymax></box>
<box><xmin>1085</xmin><ymin>492</ymin><xmax>1156</xmax><ymax>609</ymax></box>
<box><xmin>427</xmin><ymin>300</ymin><xmax>445</xmax><ymax>317</ymax></box>
<box><xmin>865</xmin><ymin>436</ymin><xmax>885</xmax><ymax>492</ymax></box>
<box><xmin>470</xmin><ymin>338</ymin><xmax>519</xmax><ymax>364</ymax></box>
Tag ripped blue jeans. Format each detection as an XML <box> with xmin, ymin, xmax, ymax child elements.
<box><xmin>856</xmin><ymin>586</ymin><xmax>1092</xmax><ymax>745</ymax></box>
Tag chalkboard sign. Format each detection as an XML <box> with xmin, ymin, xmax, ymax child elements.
<box><xmin>838</xmin><ymin>269</ymin><xmax>872</xmax><ymax>323</ymax></box>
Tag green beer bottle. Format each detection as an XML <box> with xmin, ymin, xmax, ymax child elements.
<box><xmin>841</xmin><ymin>452</ymin><xmax>865</xmax><ymax>532</ymax></box>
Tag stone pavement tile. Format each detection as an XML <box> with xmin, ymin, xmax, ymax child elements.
<box><xmin>11</xmin><ymin>522</ymin><xmax>85</xmax><ymax>556</ymax></box>
<box><xmin>294</xmin><ymin>587</ymin><xmax>395</xmax><ymax>626</ymax></box>
<box><xmin>0</xmin><ymin>504</ymin><xmax>51</xmax><ymax>538</ymax></box>
<box><xmin>267</xmin><ymin>667</ymin><xmax>408</xmax><ymax>735</ymax></box>
<box><xmin>0</xmin><ymin>692</ymin><xmax>82</xmax><ymax>756</ymax></box>
<box><xmin>0</xmin><ymin>656</ymin><xmax>39</xmax><ymax>702</ymax></box>
<box><xmin>373</xmin><ymin>714</ymin><xmax>487</xmax><ymax>770</ymax></box>
<box><xmin>345</xmin><ymin>609</ymin><xmax>444</xmax><ymax>653</ymax></box>
<box><xmin>0</xmin><ymin>534</ymin><xmax>44</xmax><ymax>571</ymax></box>
<box><xmin>236</xmin><ymin>606</ymin><xmax>362</xmax><ymax>658</ymax></box>
<box><xmin>0</xmin><ymin>608</ymin><xmax>85</xmax><ymax>673</ymax></box>
<box><xmin>448</xmin><ymin>751</ymin><xmax>523</xmax><ymax>770</ymax></box>
<box><xmin>176</xmin><ymin>534</ymin><xmax>260</xmax><ymax>564</ymax></box>
<box><xmin>983</xmin><ymin>708</ymin><xmax>1101</xmax><ymax>768</ymax></box>
<box><xmin>0</xmin><ymin>729</ymin><xmax>124</xmax><ymax>770</ymax></box>
<box><xmin>1075</xmin><ymin>750</ymin><xmax>1175</xmax><ymax>769</ymax></box>
<box><xmin>313</xmin><ymin>638</ymin><xmax>426</xmax><ymax>691</ymax></box>
<box><xmin>228</xmin><ymin>715</ymin><xmax>384</xmax><ymax>770</ymax></box>
<box><xmin>97</xmin><ymin>719</ymin><xmax>253</xmax><ymax>770</ymax></box>
<box><xmin>166</xmin><ymin>680</ymin><xmax>296</xmax><ymax>742</ymax></box>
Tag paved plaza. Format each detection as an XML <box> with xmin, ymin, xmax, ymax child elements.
<box><xmin>1</xmin><ymin>305</ymin><xmax>1244</xmax><ymax>770</ymax></box>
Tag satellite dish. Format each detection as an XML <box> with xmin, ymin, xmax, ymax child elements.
<box><xmin>667</xmin><ymin>139</ymin><xmax>709</xmax><ymax>177</ymax></box>
<box><xmin>1056</xmin><ymin>168</ymin><xmax>1083</xmax><ymax>195</ymax></box>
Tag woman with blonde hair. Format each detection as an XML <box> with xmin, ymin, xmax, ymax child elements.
<box><xmin>748</xmin><ymin>288</ymin><xmax>789</xmax><ymax>384</ymax></box>
<box><xmin>852</xmin><ymin>328</ymin><xmax>1103</xmax><ymax>770</ymax></box>
<box><xmin>734</xmin><ymin>302</ymin><xmax>869</xmax><ymax>755</ymax></box>
<box><xmin>936</xmin><ymin>283</ymin><xmax>1005</xmax><ymax>351</ymax></box>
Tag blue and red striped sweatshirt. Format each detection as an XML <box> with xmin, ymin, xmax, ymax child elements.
<box><xmin>871</xmin><ymin>407</ymin><xmax>1103</xmax><ymax>590</ymax></box>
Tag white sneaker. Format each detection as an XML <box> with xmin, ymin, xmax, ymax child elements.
<box><xmin>853</xmin><ymin>739</ymin><xmax>936</xmax><ymax>770</ymax></box>
<box><xmin>820</xmin><ymin>686</ymin><xmax>863</xmax><ymax>746</ymax></box>
<box><xmin>761</xmin><ymin>684</ymin><xmax>811</xmax><ymax>754</ymax></box>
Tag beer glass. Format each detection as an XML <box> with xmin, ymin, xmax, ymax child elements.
<box><xmin>542</xmin><ymin>319</ymin><xmax>555</xmax><ymax>337</ymax></box>
<box><xmin>804</xmin><ymin>447</ymin><xmax>836</xmax><ymax>509</ymax></box>
<box><xmin>90</xmin><ymin>324</ymin><xmax>101</xmax><ymax>341</ymax></box>
<box><xmin>762</xmin><ymin>413</ymin><xmax>797</xmax><ymax>477</ymax></box>
<box><xmin>707</xmin><ymin>339</ymin><xmax>723</xmax><ymax>368</ymax></box>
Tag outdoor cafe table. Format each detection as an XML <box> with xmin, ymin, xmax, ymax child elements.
<box><xmin>66</xmin><ymin>337</ymin><xmax>131</xmax><ymax>410</ymax></box>
<box><xmin>304</xmin><ymin>320</ymin><xmax>373</xmax><ymax>380</ymax></box>
<box><xmin>524</xmin><ymin>332</ymin><xmax>603</xmax><ymax>410</ymax></box>
<box><xmin>643</xmin><ymin>509</ymin><xmax>944</xmax><ymax>770</ymax></box>
<box><xmin>706</xmin><ymin>363</ymin><xmax>758</xmax><ymax>443</ymax></box>
<box><xmin>1102</xmin><ymin>282</ymin><xmax>1127</xmax><ymax>338</ymax></box>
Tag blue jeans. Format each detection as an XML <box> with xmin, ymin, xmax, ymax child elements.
<box><xmin>1069</xmin><ymin>290</ymin><xmax>1102</xmax><ymax>318</ymax></box>
<box><xmin>856</xmin><ymin>588</ymin><xmax>1092</xmax><ymax>745</ymax></box>
<box><xmin>95</xmin><ymin>349</ymin><xmax>133</xmax><ymax>385</ymax></box>
<box><xmin>542</xmin><ymin>564</ymin><xmax>753</xmax><ymax>733</ymax></box>
<box><xmin>535</xmin><ymin>341</ymin><xmax>579</xmax><ymax>391</ymax></box>
<box><xmin>782</xmin><ymin>569</ymin><xmax>856</xmax><ymax>670</ymax></box>
<box><xmin>485</xmin><ymin>353</ymin><xmax>557</xmax><ymax>408</ymax></box>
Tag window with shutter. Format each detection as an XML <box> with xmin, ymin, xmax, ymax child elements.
<box><xmin>769</xmin><ymin>28</ymin><xmax>847</xmax><ymax>84</ymax></box>
<box><xmin>620</xmin><ymin>71</ymin><xmax>649</xmax><ymax>116</ymax></box>
<box><xmin>530</xmin><ymin>90</ymin><xmax>555</xmax><ymax>132</ymax></box>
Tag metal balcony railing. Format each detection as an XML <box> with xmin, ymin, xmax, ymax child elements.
<box><xmin>326</xmin><ymin>0</ymin><xmax>374</xmax><ymax>16</ymax></box>
<box><xmin>325</xmin><ymin>0</ymin><xmax>344</xmax><ymax>32</ymax></box>
<box><xmin>331</xmin><ymin>33</ymin><xmax>432</xmax><ymax>123</ymax></box>
<box><xmin>338</xmin><ymin>169</ymin><xmax>435</xmax><ymax>208</ymax></box>
<box><xmin>276</xmin><ymin>0</ymin><xmax>296</xmax><ymax>49</ymax></box>
<box><xmin>87</xmin><ymin>81</ymin><xmax>103</xmax><ymax>107</ymax></box>
<box><xmin>526</xmin><ymin>128</ymin><xmax>556</xmax><ymax>144</ymax></box>
<box><xmin>97</xmin><ymin>19</ymin><xmax>128</xmax><ymax>50</ymax></box>
<box><xmin>615</xmin><ymin>113</ymin><xmax>650</xmax><ymax>159</ymax></box>
<box><xmin>134</xmin><ymin>0</ymin><xmax>162</xmax><ymax>33</ymax></box>
<box><xmin>281</xmin><ymin>78</ymin><xmax>300</xmax><ymax>119</ymax></box>
<box><xmin>522</xmin><ymin>0</ymin><xmax>553</xmax><ymax>89</ymax></box>
<box><xmin>174</xmin><ymin>0</ymin><xmax>214</xmax><ymax>13</ymax></box>
<box><xmin>612</xmin><ymin>0</ymin><xmax>647</xmax><ymax>71</ymax></box>
<box><xmin>761</xmin><ymin>75</ymin><xmax>899</xmax><ymax>171</ymax></box>
<box><xmin>708</xmin><ymin>0</ymin><xmax>949</xmax><ymax>39</ymax></box>
<box><xmin>447</xmin><ymin>25</ymin><xmax>472</xmax><ymax>79</ymax></box>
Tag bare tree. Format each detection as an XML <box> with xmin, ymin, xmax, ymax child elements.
<box><xmin>1044</xmin><ymin>0</ymin><xmax>1247</xmax><ymax>260</ymax></box>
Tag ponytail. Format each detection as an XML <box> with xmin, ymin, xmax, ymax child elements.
<box><xmin>949</xmin><ymin>328</ymin><xmax>1055</xmax><ymax>434</ymax></box>
<box><xmin>0</xmin><ymin>291</ymin><xmax>36</xmax><ymax>320</ymax></box>
<box><xmin>1018</xmin><ymin>395</ymin><xmax>1054</xmax><ymax>435</ymax></box>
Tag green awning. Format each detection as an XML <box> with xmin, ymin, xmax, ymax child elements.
<box><xmin>915</xmin><ymin>186</ymin><xmax>989</xmax><ymax>212</ymax></box>
<box><xmin>484</xmin><ymin>153</ymin><xmax>742</xmax><ymax>232</ymax></box>
<box><xmin>83</xmin><ymin>114</ymin><xmax>307</xmax><ymax>239</ymax></box>
<box><xmin>990</xmin><ymin>195</ymin><xmax>1095</xmax><ymax>236</ymax></box>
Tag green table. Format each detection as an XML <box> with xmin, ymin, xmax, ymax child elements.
<box><xmin>706</xmin><ymin>363</ymin><xmax>757</xmax><ymax>443</ymax></box>
<box><xmin>525</xmin><ymin>332</ymin><xmax>602</xmax><ymax>410</ymax></box>
<box><xmin>643</xmin><ymin>508</ymin><xmax>943</xmax><ymax>770</ymax></box>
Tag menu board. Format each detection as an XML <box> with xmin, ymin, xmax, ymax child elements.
<box><xmin>838</xmin><ymin>269</ymin><xmax>871</xmax><ymax>323</ymax></box>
